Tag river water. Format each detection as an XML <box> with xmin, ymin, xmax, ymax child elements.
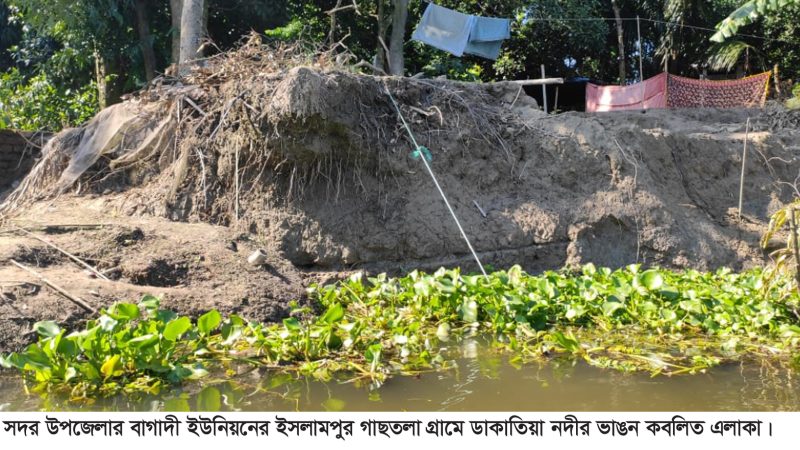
<box><xmin>1</xmin><ymin>345</ymin><xmax>798</xmax><ymax>411</ymax></box>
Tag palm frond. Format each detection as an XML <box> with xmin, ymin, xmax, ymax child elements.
<box><xmin>712</xmin><ymin>0</ymin><xmax>799</xmax><ymax>42</ymax></box>
<box><xmin>706</xmin><ymin>40</ymin><xmax>753</xmax><ymax>71</ymax></box>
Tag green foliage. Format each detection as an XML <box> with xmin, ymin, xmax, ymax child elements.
<box><xmin>3</xmin><ymin>264</ymin><xmax>800</xmax><ymax>402</ymax></box>
<box><xmin>787</xmin><ymin>86</ymin><xmax>800</xmax><ymax>110</ymax></box>
<box><xmin>707</xmin><ymin>40</ymin><xmax>761</xmax><ymax>71</ymax></box>
<box><xmin>761</xmin><ymin>200</ymin><xmax>800</xmax><ymax>291</ymax></box>
<box><xmin>502</xmin><ymin>0</ymin><xmax>610</xmax><ymax>80</ymax></box>
<box><xmin>712</xmin><ymin>0</ymin><xmax>800</xmax><ymax>42</ymax></box>
<box><xmin>265</xmin><ymin>19</ymin><xmax>307</xmax><ymax>41</ymax></box>
<box><xmin>0</xmin><ymin>68</ymin><xmax>97</xmax><ymax>130</ymax></box>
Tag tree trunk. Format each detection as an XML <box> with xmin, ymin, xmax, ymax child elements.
<box><xmin>387</xmin><ymin>0</ymin><xmax>409</xmax><ymax>76</ymax></box>
<box><xmin>375</xmin><ymin>0</ymin><xmax>389</xmax><ymax>73</ymax></box>
<box><xmin>179</xmin><ymin>0</ymin><xmax>205</xmax><ymax>74</ymax></box>
<box><xmin>134</xmin><ymin>0</ymin><xmax>157</xmax><ymax>81</ymax></box>
<box><xmin>169</xmin><ymin>0</ymin><xmax>183</xmax><ymax>64</ymax></box>
<box><xmin>612</xmin><ymin>0</ymin><xmax>625</xmax><ymax>84</ymax></box>
<box><xmin>329</xmin><ymin>0</ymin><xmax>341</xmax><ymax>46</ymax></box>
<box><xmin>94</xmin><ymin>49</ymin><xmax>108</xmax><ymax>109</ymax></box>
<box><xmin>94</xmin><ymin>50</ymin><xmax>123</xmax><ymax>108</ymax></box>
<box><xmin>107</xmin><ymin>56</ymin><xmax>125</xmax><ymax>105</ymax></box>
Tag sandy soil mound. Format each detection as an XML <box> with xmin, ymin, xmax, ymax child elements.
<box><xmin>1</xmin><ymin>42</ymin><xmax>799</xmax><ymax>351</ymax></box>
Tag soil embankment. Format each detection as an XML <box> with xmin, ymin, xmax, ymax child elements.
<box><xmin>1</xmin><ymin>48</ymin><xmax>799</xmax><ymax>352</ymax></box>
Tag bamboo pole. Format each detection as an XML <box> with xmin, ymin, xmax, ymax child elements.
<box><xmin>10</xmin><ymin>260</ymin><xmax>96</xmax><ymax>313</ymax></box>
<box><xmin>13</xmin><ymin>226</ymin><xmax>109</xmax><ymax>280</ymax></box>
<box><xmin>553</xmin><ymin>86</ymin><xmax>560</xmax><ymax>113</ymax></box>
<box><xmin>505</xmin><ymin>78</ymin><xmax>564</xmax><ymax>86</ymax></box>
<box><xmin>540</xmin><ymin>65</ymin><xmax>548</xmax><ymax>114</ymax></box>
<box><xmin>737</xmin><ymin>117</ymin><xmax>750</xmax><ymax>220</ymax></box>
<box><xmin>791</xmin><ymin>208</ymin><xmax>800</xmax><ymax>292</ymax></box>
<box><xmin>637</xmin><ymin>16</ymin><xmax>645</xmax><ymax>110</ymax></box>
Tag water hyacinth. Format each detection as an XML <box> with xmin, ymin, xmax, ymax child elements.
<box><xmin>2</xmin><ymin>264</ymin><xmax>800</xmax><ymax>401</ymax></box>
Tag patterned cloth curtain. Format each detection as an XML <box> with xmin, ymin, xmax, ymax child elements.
<box><xmin>586</xmin><ymin>72</ymin><xmax>771</xmax><ymax>112</ymax></box>
<box><xmin>666</xmin><ymin>72</ymin><xmax>771</xmax><ymax>109</ymax></box>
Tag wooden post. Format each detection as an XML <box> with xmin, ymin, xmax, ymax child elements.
<box><xmin>791</xmin><ymin>207</ymin><xmax>800</xmax><ymax>292</ymax></box>
<box><xmin>637</xmin><ymin>16</ymin><xmax>645</xmax><ymax>110</ymax></box>
<box><xmin>235</xmin><ymin>143</ymin><xmax>240</xmax><ymax>223</ymax></box>
<box><xmin>540</xmin><ymin>65</ymin><xmax>548</xmax><ymax>114</ymax></box>
<box><xmin>637</xmin><ymin>16</ymin><xmax>644</xmax><ymax>82</ymax></box>
<box><xmin>737</xmin><ymin>117</ymin><xmax>750</xmax><ymax>220</ymax></box>
<box><xmin>505</xmin><ymin>78</ymin><xmax>564</xmax><ymax>86</ymax></box>
<box><xmin>10</xmin><ymin>260</ymin><xmax>96</xmax><ymax>313</ymax></box>
<box><xmin>553</xmin><ymin>86</ymin><xmax>560</xmax><ymax>114</ymax></box>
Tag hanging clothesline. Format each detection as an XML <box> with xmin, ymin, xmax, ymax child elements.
<box><xmin>524</xmin><ymin>17</ymin><xmax>799</xmax><ymax>46</ymax></box>
<box><xmin>415</xmin><ymin>0</ymin><xmax>798</xmax><ymax>45</ymax></box>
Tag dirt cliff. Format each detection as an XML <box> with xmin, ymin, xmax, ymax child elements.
<box><xmin>1</xmin><ymin>45</ymin><xmax>799</xmax><ymax>352</ymax></box>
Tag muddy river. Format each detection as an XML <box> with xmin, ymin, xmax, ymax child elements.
<box><xmin>1</xmin><ymin>342</ymin><xmax>798</xmax><ymax>412</ymax></box>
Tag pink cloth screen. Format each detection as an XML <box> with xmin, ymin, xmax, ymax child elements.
<box><xmin>585</xmin><ymin>73</ymin><xmax>667</xmax><ymax>112</ymax></box>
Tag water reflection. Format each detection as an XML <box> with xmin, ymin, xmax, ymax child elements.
<box><xmin>1</xmin><ymin>354</ymin><xmax>799</xmax><ymax>412</ymax></box>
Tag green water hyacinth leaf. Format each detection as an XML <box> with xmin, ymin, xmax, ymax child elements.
<box><xmin>283</xmin><ymin>317</ymin><xmax>301</xmax><ymax>332</ymax></box>
<box><xmin>33</xmin><ymin>321</ymin><xmax>61</xmax><ymax>338</ymax></box>
<box><xmin>100</xmin><ymin>354</ymin><xmax>122</xmax><ymax>379</ymax></box>
<box><xmin>139</xmin><ymin>295</ymin><xmax>160</xmax><ymax>315</ymax></box>
<box><xmin>0</xmin><ymin>354</ymin><xmax>14</xmax><ymax>369</ymax></box>
<box><xmin>565</xmin><ymin>305</ymin><xmax>585</xmax><ymax>320</ymax></box>
<box><xmin>365</xmin><ymin>344</ymin><xmax>382</xmax><ymax>372</ymax></box>
<box><xmin>661</xmin><ymin>309</ymin><xmax>678</xmax><ymax>322</ymax></box>
<box><xmin>98</xmin><ymin>315</ymin><xmax>118</xmax><ymax>332</ymax></box>
<box><xmin>63</xmin><ymin>367</ymin><xmax>77</xmax><ymax>382</ymax></box>
<box><xmin>320</xmin><ymin>303</ymin><xmax>344</xmax><ymax>324</ymax></box>
<box><xmin>197</xmin><ymin>310</ymin><xmax>221</xmax><ymax>335</ymax></box>
<box><xmin>436</xmin><ymin>323</ymin><xmax>451</xmax><ymax>340</ymax></box>
<box><xmin>163</xmin><ymin>317</ymin><xmax>192</xmax><ymax>341</ymax></box>
<box><xmin>109</xmin><ymin>303</ymin><xmax>140</xmax><ymax>320</ymax></box>
<box><xmin>185</xmin><ymin>364</ymin><xmax>209</xmax><ymax>380</ymax></box>
<box><xmin>640</xmin><ymin>270</ymin><xmax>664</xmax><ymax>291</ymax></box>
<box><xmin>551</xmin><ymin>331</ymin><xmax>580</xmax><ymax>353</ymax></box>
<box><xmin>128</xmin><ymin>334</ymin><xmax>158</xmax><ymax>349</ymax></box>
<box><xmin>602</xmin><ymin>301</ymin><xmax>625</xmax><ymax>316</ymax></box>
<box><xmin>460</xmin><ymin>299</ymin><xmax>478</xmax><ymax>323</ymax></box>
<box><xmin>659</xmin><ymin>288</ymin><xmax>680</xmax><ymax>301</ymax></box>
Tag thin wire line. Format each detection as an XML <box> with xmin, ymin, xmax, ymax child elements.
<box><xmin>526</xmin><ymin>17</ymin><xmax>638</xmax><ymax>21</ymax></box>
<box><xmin>524</xmin><ymin>17</ymin><xmax>800</xmax><ymax>45</ymax></box>
<box><xmin>643</xmin><ymin>18</ymin><xmax>799</xmax><ymax>45</ymax></box>
<box><xmin>383</xmin><ymin>82</ymin><xmax>489</xmax><ymax>279</ymax></box>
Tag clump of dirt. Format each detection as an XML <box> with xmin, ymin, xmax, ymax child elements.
<box><xmin>758</xmin><ymin>101</ymin><xmax>800</xmax><ymax>131</ymax></box>
<box><xmin>1</xmin><ymin>38</ymin><xmax>799</xmax><ymax>352</ymax></box>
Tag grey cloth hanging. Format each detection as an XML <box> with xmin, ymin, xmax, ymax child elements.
<box><xmin>412</xmin><ymin>3</ymin><xmax>511</xmax><ymax>60</ymax></box>
<box><xmin>464</xmin><ymin>15</ymin><xmax>511</xmax><ymax>60</ymax></box>
<box><xmin>411</xmin><ymin>3</ymin><xmax>475</xmax><ymax>57</ymax></box>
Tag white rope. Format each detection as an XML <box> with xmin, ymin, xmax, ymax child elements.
<box><xmin>383</xmin><ymin>82</ymin><xmax>488</xmax><ymax>278</ymax></box>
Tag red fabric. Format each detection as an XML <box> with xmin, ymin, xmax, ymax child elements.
<box><xmin>585</xmin><ymin>73</ymin><xmax>667</xmax><ymax>112</ymax></box>
<box><xmin>585</xmin><ymin>72</ymin><xmax>771</xmax><ymax>112</ymax></box>
<box><xmin>666</xmin><ymin>72</ymin><xmax>770</xmax><ymax>108</ymax></box>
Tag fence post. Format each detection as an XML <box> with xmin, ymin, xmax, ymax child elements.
<box><xmin>541</xmin><ymin>64</ymin><xmax>548</xmax><ymax>114</ymax></box>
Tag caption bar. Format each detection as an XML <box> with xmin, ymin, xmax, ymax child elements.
<box><xmin>1</xmin><ymin>414</ymin><xmax>771</xmax><ymax>439</ymax></box>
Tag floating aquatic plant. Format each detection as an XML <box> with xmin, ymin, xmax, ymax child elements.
<box><xmin>2</xmin><ymin>264</ymin><xmax>800</xmax><ymax>401</ymax></box>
